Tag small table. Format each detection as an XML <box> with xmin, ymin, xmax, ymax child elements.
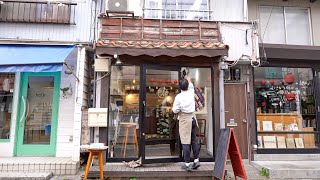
<box><xmin>83</xmin><ymin>146</ymin><xmax>108</xmax><ymax>180</ymax></box>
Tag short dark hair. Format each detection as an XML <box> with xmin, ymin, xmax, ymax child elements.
<box><xmin>179</xmin><ymin>79</ymin><xmax>189</xmax><ymax>91</ymax></box>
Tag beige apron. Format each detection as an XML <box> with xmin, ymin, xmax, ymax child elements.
<box><xmin>178</xmin><ymin>112</ymin><xmax>198</xmax><ymax>144</ymax></box>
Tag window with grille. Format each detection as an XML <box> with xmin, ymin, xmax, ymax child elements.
<box><xmin>0</xmin><ymin>0</ymin><xmax>76</xmax><ymax>24</ymax></box>
<box><xmin>144</xmin><ymin>0</ymin><xmax>211</xmax><ymax>20</ymax></box>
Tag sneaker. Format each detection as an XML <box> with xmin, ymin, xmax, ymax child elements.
<box><xmin>192</xmin><ymin>161</ymin><xmax>200</xmax><ymax>169</ymax></box>
<box><xmin>181</xmin><ymin>163</ymin><xmax>193</xmax><ymax>171</ymax></box>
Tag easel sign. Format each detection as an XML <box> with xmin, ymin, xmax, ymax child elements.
<box><xmin>88</xmin><ymin>108</ymin><xmax>108</xmax><ymax>127</ymax></box>
<box><xmin>213</xmin><ymin>128</ymin><xmax>248</xmax><ymax>180</ymax></box>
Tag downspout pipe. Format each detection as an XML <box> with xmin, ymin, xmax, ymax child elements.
<box><xmin>219</xmin><ymin>61</ymin><xmax>227</xmax><ymax>129</ymax></box>
<box><xmin>243</xmin><ymin>0</ymin><xmax>248</xmax><ymax>22</ymax></box>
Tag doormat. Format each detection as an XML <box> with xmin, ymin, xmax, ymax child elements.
<box><xmin>123</xmin><ymin>157</ymin><xmax>142</xmax><ymax>168</ymax></box>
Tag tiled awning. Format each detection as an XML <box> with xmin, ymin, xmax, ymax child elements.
<box><xmin>97</xmin><ymin>40</ymin><xmax>228</xmax><ymax>49</ymax></box>
<box><xmin>96</xmin><ymin>40</ymin><xmax>228</xmax><ymax>57</ymax></box>
<box><xmin>96</xmin><ymin>17</ymin><xmax>228</xmax><ymax>57</ymax></box>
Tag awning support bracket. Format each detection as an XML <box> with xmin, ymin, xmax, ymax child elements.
<box><xmin>64</xmin><ymin>62</ymin><xmax>80</xmax><ymax>82</ymax></box>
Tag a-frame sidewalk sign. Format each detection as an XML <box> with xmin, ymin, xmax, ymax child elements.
<box><xmin>213</xmin><ymin>128</ymin><xmax>248</xmax><ymax>180</ymax></box>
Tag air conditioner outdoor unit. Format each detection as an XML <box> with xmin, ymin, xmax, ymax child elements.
<box><xmin>106</xmin><ymin>0</ymin><xmax>143</xmax><ymax>17</ymax></box>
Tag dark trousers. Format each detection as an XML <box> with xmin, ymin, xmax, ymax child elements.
<box><xmin>182</xmin><ymin>118</ymin><xmax>199</xmax><ymax>163</ymax></box>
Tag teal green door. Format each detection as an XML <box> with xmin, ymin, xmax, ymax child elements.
<box><xmin>15</xmin><ymin>72</ymin><xmax>60</xmax><ymax>156</ymax></box>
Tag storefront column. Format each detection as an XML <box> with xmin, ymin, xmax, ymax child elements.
<box><xmin>99</xmin><ymin>72</ymin><xmax>110</xmax><ymax>163</ymax></box>
<box><xmin>72</xmin><ymin>46</ymin><xmax>86</xmax><ymax>161</ymax></box>
<box><xmin>213</xmin><ymin>62</ymin><xmax>220</xmax><ymax>153</ymax></box>
<box><xmin>219</xmin><ymin>62</ymin><xmax>226</xmax><ymax>129</ymax></box>
<box><xmin>247</xmin><ymin>66</ymin><xmax>256</xmax><ymax>161</ymax></box>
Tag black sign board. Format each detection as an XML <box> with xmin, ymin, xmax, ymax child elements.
<box><xmin>213</xmin><ymin>128</ymin><xmax>247</xmax><ymax>180</ymax></box>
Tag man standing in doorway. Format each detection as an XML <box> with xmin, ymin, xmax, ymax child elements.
<box><xmin>172</xmin><ymin>74</ymin><xmax>200</xmax><ymax>171</ymax></box>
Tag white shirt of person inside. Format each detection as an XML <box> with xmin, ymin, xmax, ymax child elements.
<box><xmin>172</xmin><ymin>81</ymin><xmax>195</xmax><ymax>114</ymax></box>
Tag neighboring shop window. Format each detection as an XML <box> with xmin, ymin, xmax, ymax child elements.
<box><xmin>255</xmin><ymin>67</ymin><xmax>319</xmax><ymax>149</ymax></box>
<box><xmin>260</xmin><ymin>6</ymin><xmax>311</xmax><ymax>45</ymax></box>
<box><xmin>108</xmin><ymin>66</ymin><xmax>140</xmax><ymax>158</ymax></box>
<box><xmin>0</xmin><ymin>73</ymin><xmax>15</xmax><ymax>140</ymax></box>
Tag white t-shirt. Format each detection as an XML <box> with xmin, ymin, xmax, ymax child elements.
<box><xmin>172</xmin><ymin>82</ymin><xmax>195</xmax><ymax>114</ymax></box>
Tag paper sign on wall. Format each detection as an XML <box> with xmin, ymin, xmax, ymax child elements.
<box><xmin>88</xmin><ymin>108</ymin><xmax>108</xmax><ymax>127</ymax></box>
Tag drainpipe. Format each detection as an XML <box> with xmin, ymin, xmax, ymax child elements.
<box><xmin>219</xmin><ymin>61</ymin><xmax>228</xmax><ymax>129</ymax></box>
<box><xmin>243</xmin><ymin>0</ymin><xmax>248</xmax><ymax>22</ymax></box>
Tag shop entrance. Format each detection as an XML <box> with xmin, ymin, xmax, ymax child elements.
<box><xmin>15</xmin><ymin>72</ymin><xmax>60</xmax><ymax>156</ymax></box>
<box><xmin>107</xmin><ymin>65</ymin><xmax>214</xmax><ymax>162</ymax></box>
<box><xmin>224</xmin><ymin>83</ymin><xmax>248</xmax><ymax>158</ymax></box>
<box><xmin>141</xmin><ymin>65</ymin><xmax>181</xmax><ymax>162</ymax></box>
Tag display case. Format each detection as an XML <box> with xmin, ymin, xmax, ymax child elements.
<box><xmin>254</xmin><ymin>67</ymin><xmax>319</xmax><ymax>150</ymax></box>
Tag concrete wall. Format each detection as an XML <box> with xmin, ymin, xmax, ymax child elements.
<box><xmin>248</xmin><ymin>0</ymin><xmax>320</xmax><ymax>46</ymax></box>
<box><xmin>55</xmin><ymin>46</ymin><xmax>87</xmax><ymax>161</ymax></box>
<box><xmin>220</xmin><ymin>22</ymin><xmax>253</xmax><ymax>61</ymax></box>
<box><xmin>55</xmin><ymin>48</ymin><xmax>78</xmax><ymax>158</ymax></box>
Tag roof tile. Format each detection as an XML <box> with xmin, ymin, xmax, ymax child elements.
<box><xmin>96</xmin><ymin>40</ymin><xmax>228</xmax><ymax>50</ymax></box>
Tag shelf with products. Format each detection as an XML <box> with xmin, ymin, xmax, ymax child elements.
<box><xmin>256</xmin><ymin>130</ymin><xmax>318</xmax><ymax>149</ymax></box>
<box><xmin>257</xmin><ymin>113</ymin><xmax>317</xmax><ymax>149</ymax></box>
<box><xmin>257</xmin><ymin>131</ymin><xmax>319</xmax><ymax>134</ymax></box>
<box><xmin>255</xmin><ymin>79</ymin><xmax>315</xmax><ymax>113</ymax></box>
<box><xmin>155</xmin><ymin>105</ymin><xmax>172</xmax><ymax>137</ymax></box>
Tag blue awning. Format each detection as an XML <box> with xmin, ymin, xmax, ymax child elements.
<box><xmin>0</xmin><ymin>44</ymin><xmax>75</xmax><ymax>72</ymax></box>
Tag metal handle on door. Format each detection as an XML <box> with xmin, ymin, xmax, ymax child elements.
<box><xmin>25</xmin><ymin>97</ymin><xmax>30</xmax><ymax>122</ymax></box>
<box><xmin>242</xmin><ymin>119</ymin><xmax>247</xmax><ymax>123</ymax></box>
<box><xmin>19</xmin><ymin>96</ymin><xmax>27</xmax><ymax>126</ymax></box>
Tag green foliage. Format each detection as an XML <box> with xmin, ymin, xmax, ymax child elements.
<box><xmin>129</xmin><ymin>177</ymin><xmax>137</xmax><ymax>180</ymax></box>
<box><xmin>260</xmin><ymin>167</ymin><xmax>270</xmax><ymax>179</ymax></box>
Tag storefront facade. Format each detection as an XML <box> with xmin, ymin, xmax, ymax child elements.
<box><xmin>252</xmin><ymin>45</ymin><xmax>320</xmax><ymax>155</ymax></box>
<box><xmin>94</xmin><ymin>17</ymin><xmax>229</xmax><ymax>163</ymax></box>
<box><xmin>0</xmin><ymin>44</ymin><xmax>88</xmax><ymax>161</ymax></box>
<box><xmin>248</xmin><ymin>0</ymin><xmax>320</xmax><ymax>158</ymax></box>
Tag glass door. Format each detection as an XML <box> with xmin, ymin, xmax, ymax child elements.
<box><xmin>141</xmin><ymin>65</ymin><xmax>181</xmax><ymax>163</ymax></box>
<box><xmin>15</xmin><ymin>72</ymin><xmax>60</xmax><ymax>156</ymax></box>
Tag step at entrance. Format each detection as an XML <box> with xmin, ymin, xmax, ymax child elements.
<box><xmin>0</xmin><ymin>172</ymin><xmax>53</xmax><ymax>180</ymax></box>
<box><xmin>252</xmin><ymin>161</ymin><xmax>320</xmax><ymax>179</ymax></box>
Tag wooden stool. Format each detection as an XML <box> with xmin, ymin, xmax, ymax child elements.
<box><xmin>196</xmin><ymin>119</ymin><xmax>206</xmax><ymax>145</ymax></box>
<box><xmin>83</xmin><ymin>147</ymin><xmax>108</xmax><ymax>180</ymax></box>
<box><xmin>120</xmin><ymin>122</ymin><xmax>138</xmax><ymax>158</ymax></box>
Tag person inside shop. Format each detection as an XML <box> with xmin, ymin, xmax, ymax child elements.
<box><xmin>172</xmin><ymin>72</ymin><xmax>200</xmax><ymax>171</ymax></box>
